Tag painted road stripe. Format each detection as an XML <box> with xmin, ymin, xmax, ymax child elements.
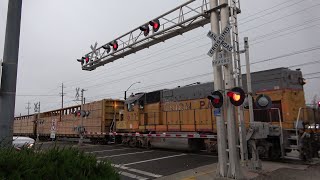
<box><xmin>97</xmin><ymin>150</ymin><xmax>154</xmax><ymax>158</ymax></box>
<box><xmin>119</xmin><ymin>171</ymin><xmax>148</xmax><ymax>180</ymax></box>
<box><xmin>113</xmin><ymin>164</ymin><xmax>162</xmax><ymax>178</ymax></box>
<box><xmin>86</xmin><ymin>148</ymin><xmax>132</xmax><ymax>153</ymax></box>
<box><xmin>123</xmin><ymin>153</ymin><xmax>187</xmax><ymax>166</ymax></box>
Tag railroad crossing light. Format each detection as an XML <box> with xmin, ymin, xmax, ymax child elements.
<box><xmin>207</xmin><ymin>91</ymin><xmax>223</xmax><ymax>108</ymax></box>
<box><xmin>77</xmin><ymin>58</ymin><xmax>84</xmax><ymax>65</ymax></box>
<box><xmin>317</xmin><ymin>101</ymin><xmax>320</xmax><ymax>108</ymax></box>
<box><xmin>102</xmin><ymin>44</ymin><xmax>111</xmax><ymax>53</ymax></box>
<box><xmin>149</xmin><ymin>19</ymin><xmax>160</xmax><ymax>32</ymax></box>
<box><xmin>255</xmin><ymin>94</ymin><xmax>272</xmax><ymax>109</ymax></box>
<box><xmin>139</xmin><ymin>25</ymin><xmax>150</xmax><ymax>36</ymax></box>
<box><xmin>73</xmin><ymin>110</ymin><xmax>89</xmax><ymax>117</ymax></box>
<box><xmin>73</xmin><ymin>110</ymin><xmax>81</xmax><ymax>117</ymax></box>
<box><xmin>227</xmin><ymin>87</ymin><xmax>245</xmax><ymax>106</ymax></box>
<box><xmin>82</xmin><ymin>56</ymin><xmax>89</xmax><ymax>64</ymax></box>
<box><xmin>109</xmin><ymin>41</ymin><xmax>118</xmax><ymax>51</ymax></box>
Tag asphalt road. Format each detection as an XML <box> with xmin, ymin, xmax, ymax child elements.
<box><xmin>37</xmin><ymin>141</ymin><xmax>218</xmax><ymax>180</ymax></box>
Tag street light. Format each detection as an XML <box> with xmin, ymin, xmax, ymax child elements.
<box><xmin>124</xmin><ymin>82</ymin><xmax>141</xmax><ymax>100</ymax></box>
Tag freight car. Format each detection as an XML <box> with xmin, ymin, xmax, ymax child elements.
<box><xmin>13</xmin><ymin>99</ymin><xmax>123</xmax><ymax>143</ymax></box>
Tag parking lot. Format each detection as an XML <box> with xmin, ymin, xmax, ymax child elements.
<box><xmin>38</xmin><ymin>141</ymin><xmax>218</xmax><ymax>180</ymax></box>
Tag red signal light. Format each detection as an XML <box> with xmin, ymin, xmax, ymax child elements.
<box><xmin>227</xmin><ymin>92</ymin><xmax>241</xmax><ymax>102</ymax></box>
<box><xmin>109</xmin><ymin>41</ymin><xmax>118</xmax><ymax>51</ymax></box>
<box><xmin>82</xmin><ymin>56</ymin><xmax>89</xmax><ymax>64</ymax></box>
<box><xmin>227</xmin><ymin>87</ymin><xmax>245</xmax><ymax>106</ymax></box>
<box><xmin>207</xmin><ymin>91</ymin><xmax>223</xmax><ymax>108</ymax></box>
<box><xmin>149</xmin><ymin>19</ymin><xmax>160</xmax><ymax>32</ymax></box>
<box><xmin>318</xmin><ymin>101</ymin><xmax>320</xmax><ymax>108</ymax></box>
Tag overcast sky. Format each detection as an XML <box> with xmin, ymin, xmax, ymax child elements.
<box><xmin>0</xmin><ymin>0</ymin><xmax>319</xmax><ymax>116</ymax></box>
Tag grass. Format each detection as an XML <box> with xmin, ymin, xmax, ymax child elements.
<box><xmin>0</xmin><ymin>146</ymin><xmax>120</xmax><ymax>180</ymax></box>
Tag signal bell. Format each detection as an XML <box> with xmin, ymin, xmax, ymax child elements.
<box><xmin>207</xmin><ymin>91</ymin><xmax>223</xmax><ymax>108</ymax></box>
<box><xmin>149</xmin><ymin>19</ymin><xmax>160</xmax><ymax>32</ymax></box>
<box><xmin>227</xmin><ymin>87</ymin><xmax>245</xmax><ymax>106</ymax></box>
<box><xmin>255</xmin><ymin>94</ymin><xmax>272</xmax><ymax>109</ymax></box>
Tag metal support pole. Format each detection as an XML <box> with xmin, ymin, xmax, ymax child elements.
<box><xmin>0</xmin><ymin>0</ymin><xmax>22</xmax><ymax>146</ymax></box>
<box><xmin>220</xmin><ymin>0</ymin><xmax>242</xmax><ymax>178</ymax></box>
<box><xmin>79</xmin><ymin>89</ymin><xmax>85</xmax><ymax>146</ymax></box>
<box><xmin>209</xmin><ymin>0</ymin><xmax>228</xmax><ymax>177</ymax></box>
<box><xmin>36</xmin><ymin>102</ymin><xmax>40</xmax><ymax>142</ymax></box>
<box><xmin>244</xmin><ymin>37</ymin><xmax>254</xmax><ymax>123</ymax></box>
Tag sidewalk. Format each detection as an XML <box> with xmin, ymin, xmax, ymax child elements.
<box><xmin>157</xmin><ymin>160</ymin><xmax>312</xmax><ymax>180</ymax></box>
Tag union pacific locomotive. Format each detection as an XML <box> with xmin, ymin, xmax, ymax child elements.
<box><xmin>13</xmin><ymin>67</ymin><xmax>320</xmax><ymax>160</ymax></box>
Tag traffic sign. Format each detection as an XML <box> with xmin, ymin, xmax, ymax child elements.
<box><xmin>50</xmin><ymin>131</ymin><xmax>56</xmax><ymax>139</ymax></box>
<box><xmin>212</xmin><ymin>52</ymin><xmax>231</xmax><ymax>67</ymax></box>
<box><xmin>51</xmin><ymin>119</ymin><xmax>57</xmax><ymax>131</ymax></box>
<box><xmin>207</xmin><ymin>24</ymin><xmax>233</xmax><ymax>57</ymax></box>
<box><xmin>214</xmin><ymin>108</ymin><xmax>221</xmax><ymax>116</ymax></box>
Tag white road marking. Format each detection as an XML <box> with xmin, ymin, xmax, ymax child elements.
<box><xmin>113</xmin><ymin>164</ymin><xmax>162</xmax><ymax>178</ymax></box>
<box><xmin>97</xmin><ymin>150</ymin><xmax>154</xmax><ymax>158</ymax></box>
<box><xmin>123</xmin><ymin>153</ymin><xmax>187</xmax><ymax>166</ymax></box>
<box><xmin>119</xmin><ymin>171</ymin><xmax>148</xmax><ymax>180</ymax></box>
<box><xmin>86</xmin><ymin>148</ymin><xmax>132</xmax><ymax>153</ymax></box>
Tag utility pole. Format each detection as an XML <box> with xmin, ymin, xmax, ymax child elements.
<box><xmin>78</xmin><ymin>89</ymin><xmax>86</xmax><ymax>146</ymax></box>
<box><xmin>34</xmin><ymin>102</ymin><xmax>40</xmax><ymax>142</ymax></box>
<box><xmin>60</xmin><ymin>83</ymin><xmax>66</xmax><ymax>109</ymax></box>
<box><xmin>0</xmin><ymin>0</ymin><xmax>23</xmax><ymax>146</ymax></box>
<box><xmin>244</xmin><ymin>37</ymin><xmax>254</xmax><ymax>123</ymax></box>
<box><xmin>209</xmin><ymin>0</ymin><xmax>227</xmax><ymax>177</ymax></box>
<box><xmin>220</xmin><ymin>0</ymin><xmax>242</xmax><ymax>178</ymax></box>
<box><xmin>26</xmin><ymin>102</ymin><xmax>31</xmax><ymax>116</ymax></box>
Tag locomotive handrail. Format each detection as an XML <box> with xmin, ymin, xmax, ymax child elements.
<box><xmin>295</xmin><ymin>107</ymin><xmax>303</xmax><ymax>148</ymax></box>
<box><xmin>270</xmin><ymin>108</ymin><xmax>285</xmax><ymax>158</ymax></box>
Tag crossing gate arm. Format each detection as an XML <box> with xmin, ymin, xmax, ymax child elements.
<box><xmin>81</xmin><ymin>0</ymin><xmax>228</xmax><ymax>71</ymax></box>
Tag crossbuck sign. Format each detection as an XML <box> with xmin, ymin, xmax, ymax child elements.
<box><xmin>207</xmin><ymin>24</ymin><xmax>233</xmax><ymax>57</ymax></box>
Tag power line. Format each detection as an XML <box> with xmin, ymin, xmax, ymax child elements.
<box><xmin>240</xmin><ymin>0</ymin><xmax>301</xmax><ymax>21</ymax></box>
<box><xmin>241</xmin><ymin>2</ymin><xmax>320</xmax><ymax>33</ymax></box>
<box><xmin>239</xmin><ymin>0</ymin><xmax>304</xmax><ymax>25</ymax></box>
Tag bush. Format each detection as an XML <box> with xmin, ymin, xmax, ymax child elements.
<box><xmin>0</xmin><ymin>146</ymin><xmax>119</xmax><ymax>180</ymax></box>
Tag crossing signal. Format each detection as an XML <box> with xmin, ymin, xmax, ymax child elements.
<box><xmin>207</xmin><ymin>91</ymin><xmax>223</xmax><ymax>108</ymax></box>
<box><xmin>109</xmin><ymin>41</ymin><xmax>118</xmax><ymax>51</ymax></box>
<box><xmin>255</xmin><ymin>94</ymin><xmax>272</xmax><ymax>109</ymax></box>
<box><xmin>82</xmin><ymin>56</ymin><xmax>89</xmax><ymax>64</ymax></box>
<box><xmin>139</xmin><ymin>25</ymin><xmax>150</xmax><ymax>36</ymax></box>
<box><xmin>149</xmin><ymin>19</ymin><xmax>160</xmax><ymax>32</ymax></box>
<box><xmin>77</xmin><ymin>58</ymin><xmax>84</xmax><ymax>65</ymax></box>
<box><xmin>317</xmin><ymin>101</ymin><xmax>320</xmax><ymax>108</ymax></box>
<box><xmin>227</xmin><ymin>87</ymin><xmax>245</xmax><ymax>106</ymax></box>
<box><xmin>73</xmin><ymin>110</ymin><xmax>90</xmax><ymax>118</ymax></box>
<box><xmin>102</xmin><ymin>44</ymin><xmax>111</xmax><ymax>53</ymax></box>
